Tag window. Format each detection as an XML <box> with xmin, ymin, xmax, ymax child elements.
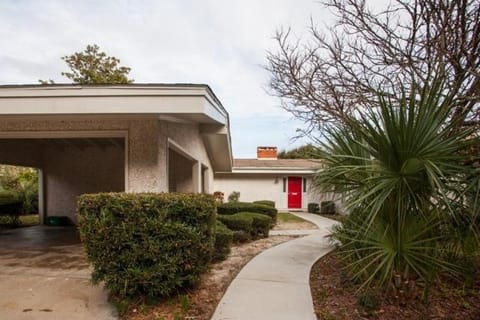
<box><xmin>283</xmin><ymin>177</ymin><xmax>287</xmax><ymax>192</ymax></box>
<box><xmin>303</xmin><ymin>178</ymin><xmax>307</xmax><ymax>192</ymax></box>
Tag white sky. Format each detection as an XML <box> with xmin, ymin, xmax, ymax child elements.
<box><xmin>0</xmin><ymin>0</ymin><xmax>334</xmax><ymax>158</ymax></box>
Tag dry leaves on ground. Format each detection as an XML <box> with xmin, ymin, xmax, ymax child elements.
<box><xmin>310</xmin><ymin>251</ymin><xmax>480</xmax><ymax>320</ymax></box>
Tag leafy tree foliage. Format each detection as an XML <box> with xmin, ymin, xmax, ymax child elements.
<box><xmin>277</xmin><ymin>144</ymin><xmax>321</xmax><ymax>159</ymax></box>
<box><xmin>61</xmin><ymin>44</ymin><xmax>133</xmax><ymax>84</ymax></box>
<box><xmin>0</xmin><ymin>165</ymin><xmax>38</xmax><ymax>214</ymax></box>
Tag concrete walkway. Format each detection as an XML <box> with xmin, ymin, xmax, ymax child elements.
<box><xmin>211</xmin><ymin>213</ymin><xmax>339</xmax><ymax>320</ymax></box>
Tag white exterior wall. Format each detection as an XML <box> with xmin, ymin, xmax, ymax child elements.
<box><xmin>214</xmin><ymin>173</ymin><xmax>344</xmax><ymax>212</ymax></box>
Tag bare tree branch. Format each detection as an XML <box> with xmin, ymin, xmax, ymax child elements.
<box><xmin>266</xmin><ymin>0</ymin><xmax>480</xmax><ymax>133</ymax></box>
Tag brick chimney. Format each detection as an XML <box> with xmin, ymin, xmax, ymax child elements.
<box><xmin>257</xmin><ymin>146</ymin><xmax>277</xmax><ymax>160</ymax></box>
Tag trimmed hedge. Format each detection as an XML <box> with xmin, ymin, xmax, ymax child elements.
<box><xmin>217</xmin><ymin>213</ymin><xmax>253</xmax><ymax>234</ymax></box>
<box><xmin>239</xmin><ymin>212</ymin><xmax>271</xmax><ymax>238</ymax></box>
<box><xmin>77</xmin><ymin>192</ymin><xmax>216</xmax><ymax>298</ymax></box>
<box><xmin>217</xmin><ymin>202</ymin><xmax>278</xmax><ymax>225</ymax></box>
<box><xmin>218</xmin><ymin>212</ymin><xmax>271</xmax><ymax>240</ymax></box>
<box><xmin>321</xmin><ymin>201</ymin><xmax>336</xmax><ymax>214</ymax></box>
<box><xmin>308</xmin><ymin>202</ymin><xmax>320</xmax><ymax>214</ymax></box>
<box><xmin>213</xmin><ymin>220</ymin><xmax>233</xmax><ymax>262</ymax></box>
<box><xmin>253</xmin><ymin>200</ymin><xmax>275</xmax><ymax>208</ymax></box>
<box><xmin>231</xmin><ymin>230</ymin><xmax>251</xmax><ymax>243</ymax></box>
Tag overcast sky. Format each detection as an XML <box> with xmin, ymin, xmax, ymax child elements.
<box><xmin>0</xmin><ymin>0</ymin><xmax>334</xmax><ymax>158</ymax></box>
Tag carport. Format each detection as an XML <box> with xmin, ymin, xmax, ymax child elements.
<box><xmin>0</xmin><ymin>135</ymin><xmax>125</xmax><ymax>224</ymax></box>
<box><xmin>0</xmin><ymin>84</ymin><xmax>233</xmax><ymax>226</ymax></box>
<box><xmin>0</xmin><ymin>84</ymin><xmax>233</xmax><ymax>318</ymax></box>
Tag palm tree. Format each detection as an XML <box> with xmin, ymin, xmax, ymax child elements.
<box><xmin>315</xmin><ymin>81</ymin><xmax>479</xmax><ymax>299</ymax></box>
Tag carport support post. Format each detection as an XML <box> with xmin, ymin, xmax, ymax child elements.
<box><xmin>192</xmin><ymin>161</ymin><xmax>202</xmax><ymax>193</ymax></box>
<box><xmin>38</xmin><ymin>169</ymin><xmax>45</xmax><ymax>225</ymax></box>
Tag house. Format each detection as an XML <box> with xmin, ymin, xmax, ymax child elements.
<box><xmin>214</xmin><ymin>146</ymin><xmax>339</xmax><ymax>211</ymax></box>
<box><xmin>0</xmin><ymin>84</ymin><xmax>232</xmax><ymax>224</ymax></box>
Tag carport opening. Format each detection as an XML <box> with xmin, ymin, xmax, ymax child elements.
<box><xmin>0</xmin><ymin>137</ymin><xmax>126</xmax><ymax>226</ymax></box>
<box><xmin>168</xmin><ymin>148</ymin><xmax>195</xmax><ymax>192</ymax></box>
<box><xmin>0</xmin><ymin>164</ymin><xmax>40</xmax><ymax>227</ymax></box>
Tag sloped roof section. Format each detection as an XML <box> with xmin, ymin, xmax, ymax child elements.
<box><xmin>213</xmin><ymin>158</ymin><xmax>321</xmax><ymax>175</ymax></box>
<box><xmin>234</xmin><ymin>159</ymin><xmax>320</xmax><ymax>169</ymax></box>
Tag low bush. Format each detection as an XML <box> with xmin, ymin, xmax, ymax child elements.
<box><xmin>218</xmin><ymin>212</ymin><xmax>270</xmax><ymax>240</ymax></box>
<box><xmin>227</xmin><ymin>191</ymin><xmax>240</xmax><ymax>203</ymax></box>
<box><xmin>77</xmin><ymin>192</ymin><xmax>216</xmax><ymax>298</ymax></box>
<box><xmin>0</xmin><ymin>191</ymin><xmax>22</xmax><ymax>225</ymax></box>
<box><xmin>239</xmin><ymin>212</ymin><xmax>271</xmax><ymax>238</ymax></box>
<box><xmin>308</xmin><ymin>202</ymin><xmax>320</xmax><ymax>214</ymax></box>
<box><xmin>217</xmin><ymin>202</ymin><xmax>278</xmax><ymax>225</ymax></box>
<box><xmin>232</xmin><ymin>230</ymin><xmax>251</xmax><ymax>243</ymax></box>
<box><xmin>253</xmin><ymin>200</ymin><xmax>275</xmax><ymax>208</ymax></box>
<box><xmin>213</xmin><ymin>220</ymin><xmax>233</xmax><ymax>262</ymax></box>
<box><xmin>0</xmin><ymin>191</ymin><xmax>22</xmax><ymax>208</ymax></box>
<box><xmin>321</xmin><ymin>201</ymin><xmax>336</xmax><ymax>214</ymax></box>
<box><xmin>217</xmin><ymin>213</ymin><xmax>253</xmax><ymax>234</ymax></box>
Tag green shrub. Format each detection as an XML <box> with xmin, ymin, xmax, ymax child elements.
<box><xmin>308</xmin><ymin>202</ymin><xmax>320</xmax><ymax>214</ymax></box>
<box><xmin>217</xmin><ymin>213</ymin><xmax>253</xmax><ymax>234</ymax></box>
<box><xmin>0</xmin><ymin>166</ymin><xmax>39</xmax><ymax>214</ymax></box>
<box><xmin>320</xmin><ymin>201</ymin><xmax>336</xmax><ymax>214</ymax></box>
<box><xmin>213</xmin><ymin>220</ymin><xmax>233</xmax><ymax>262</ymax></box>
<box><xmin>253</xmin><ymin>200</ymin><xmax>275</xmax><ymax>208</ymax></box>
<box><xmin>357</xmin><ymin>291</ymin><xmax>380</xmax><ymax>313</ymax></box>
<box><xmin>218</xmin><ymin>212</ymin><xmax>270</xmax><ymax>240</ymax></box>
<box><xmin>0</xmin><ymin>191</ymin><xmax>22</xmax><ymax>225</ymax></box>
<box><xmin>217</xmin><ymin>202</ymin><xmax>278</xmax><ymax>225</ymax></box>
<box><xmin>0</xmin><ymin>190</ymin><xmax>20</xmax><ymax>206</ymax></box>
<box><xmin>227</xmin><ymin>191</ymin><xmax>240</xmax><ymax>203</ymax></box>
<box><xmin>238</xmin><ymin>212</ymin><xmax>271</xmax><ymax>238</ymax></box>
<box><xmin>232</xmin><ymin>230</ymin><xmax>251</xmax><ymax>243</ymax></box>
<box><xmin>77</xmin><ymin>192</ymin><xmax>216</xmax><ymax>298</ymax></box>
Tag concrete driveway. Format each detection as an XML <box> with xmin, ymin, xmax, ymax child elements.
<box><xmin>0</xmin><ymin>226</ymin><xmax>116</xmax><ymax>320</ymax></box>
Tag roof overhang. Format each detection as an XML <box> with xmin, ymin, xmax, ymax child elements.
<box><xmin>216</xmin><ymin>167</ymin><xmax>318</xmax><ymax>175</ymax></box>
<box><xmin>0</xmin><ymin>84</ymin><xmax>233</xmax><ymax>171</ymax></box>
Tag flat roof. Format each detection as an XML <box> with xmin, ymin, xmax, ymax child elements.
<box><xmin>0</xmin><ymin>83</ymin><xmax>228</xmax><ymax>124</ymax></box>
<box><xmin>0</xmin><ymin>83</ymin><xmax>233</xmax><ymax>171</ymax></box>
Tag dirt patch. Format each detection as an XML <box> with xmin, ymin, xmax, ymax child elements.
<box><xmin>123</xmin><ymin>235</ymin><xmax>298</xmax><ymax>320</ymax></box>
<box><xmin>273</xmin><ymin>221</ymin><xmax>317</xmax><ymax>230</ymax></box>
<box><xmin>310</xmin><ymin>251</ymin><xmax>480</xmax><ymax>320</ymax></box>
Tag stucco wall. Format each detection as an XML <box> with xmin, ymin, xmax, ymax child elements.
<box><xmin>0</xmin><ymin>117</ymin><xmax>216</xmax><ymax>222</ymax></box>
<box><xmin>214</xmin><ymin>173</ymin><xmax>343</xmax><ymax>211</ymax></box>
<box><xmin>43</xmin><ymin>143</ymin><xmax>125</xmax><ymax>222</ymax></box>
<box><xmin>168</xmin><ymin>149</ymin><xmax>194</xmax><ymax>192</ymax></box>
<box><xmin>0</xmin><ymin>140</ymin><xmax>44</xmax><ymax>168</ymax></box>
<box><xmin>165</xmin><ymin>122</ymin><xmax>214</xmax><ymax>193</ymax></box>
<box><xmin>0</xmin><ymin>118</ymin><xmax>164</xmax><ymax>192</ymax></box>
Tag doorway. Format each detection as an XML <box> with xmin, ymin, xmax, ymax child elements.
<box><xmin>287</xmin><ymin>177</ymin><xmax>302</xmax><ymax>209</ymax></box>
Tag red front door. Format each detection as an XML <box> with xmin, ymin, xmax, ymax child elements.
<box><xmin>288</xmin><ymin>177</ymin><xmax>302</xmax><ymax>209</ymax></box>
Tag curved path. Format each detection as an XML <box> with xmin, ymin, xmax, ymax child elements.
<box><xmin>211</xmin><ymin>212</ymin><xmax>339</xmax><ymax>320</ymax></box>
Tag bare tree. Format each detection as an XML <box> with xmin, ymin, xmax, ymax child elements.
<box><xmin>266</xmin><ymin>0</ymin><xmax>480</xmax><ymax>132</ymax></box>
